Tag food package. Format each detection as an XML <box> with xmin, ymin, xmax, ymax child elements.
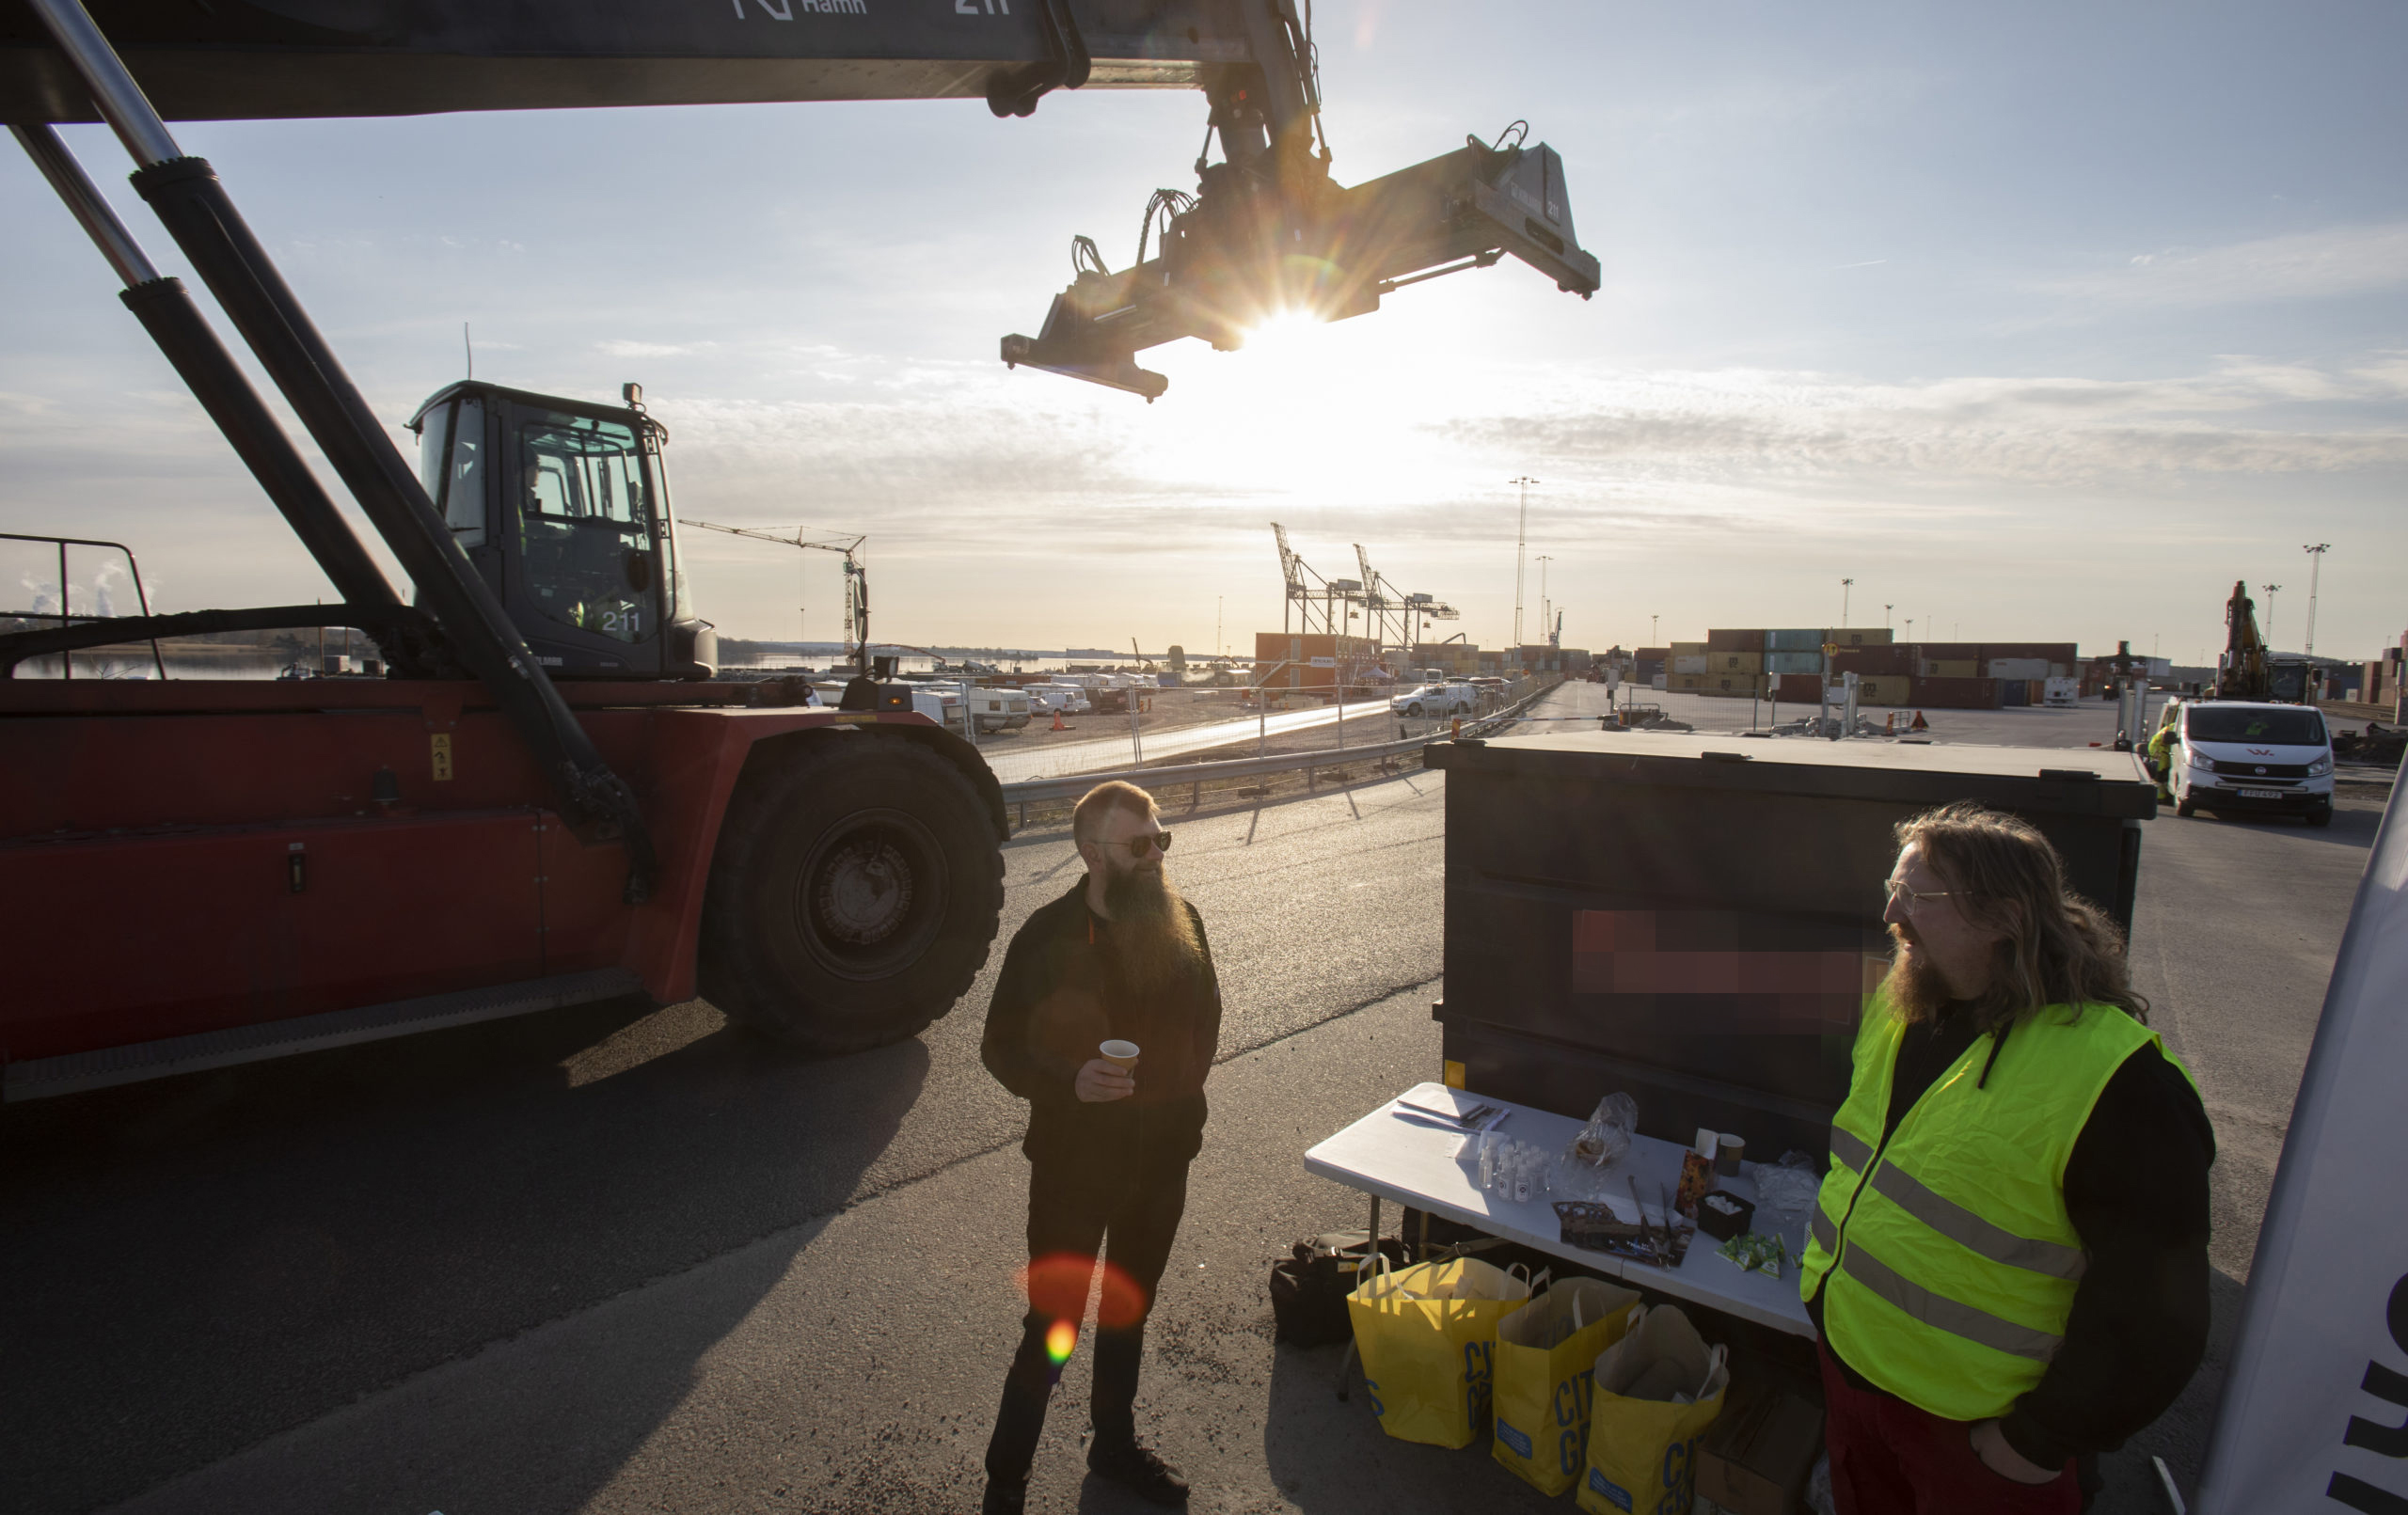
<box><xmin>1567</xmin><ymin>1092</ymin><xmax>1639</xmax><ymax>1168</ymax></box>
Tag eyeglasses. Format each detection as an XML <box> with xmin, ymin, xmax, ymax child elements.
<box><xmin>1094</xmin><ymin>830</ymin><xmax>1172</xmax><ymax>859</ymax></box>
<box><xmin>1882</xmin><ymin>877</ymin><xmax>1952</xmax><ymax>910</ymax></box>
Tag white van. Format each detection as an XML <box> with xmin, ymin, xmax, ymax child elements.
<box><xmin>2171</xmin><ymin>700</ymin><xmax>2335</xmax><ymax>826</ymax></box>
<box><xmin>1039</xmin><ymin>682</ymin><xmax>1093</xmax><ymax>715</ymax></box>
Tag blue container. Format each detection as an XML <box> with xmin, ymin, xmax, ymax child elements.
<box><xmin>2001</xmin><ymin>679</ymin><xmax>2030</xmax><ymax>707</ymax></box>
<box><xmin>1765</xmin><ymin>628</ymin><xmax>1824</xmax><ymax>652</ymax></box>
<box><xmin>1765</xmin><ymin>651</ymin><xmax>1824</xmax><ymax>675</ymax></box>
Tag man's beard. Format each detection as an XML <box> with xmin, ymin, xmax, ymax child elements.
<box><xmin>1884</xmin><ymin>923</ymin><xmax>1955</xmax><ymax>1024</ymax></box>
<box><xmin>1104</xmin><ymin>865</ymin><xmax>1203</xmax><ymax>991</ymax></box>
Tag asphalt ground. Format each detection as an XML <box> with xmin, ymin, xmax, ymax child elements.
<box><xmin>0</xmin><ymin>679</ymin><xmax>2383</xmax><ymax>1514</ymax></box>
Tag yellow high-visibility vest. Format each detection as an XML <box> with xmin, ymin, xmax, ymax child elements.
<box><xmin>1798</xmin><ymin>993</ymin><xmax>2193</xmax><ymax>1422</ymax></box>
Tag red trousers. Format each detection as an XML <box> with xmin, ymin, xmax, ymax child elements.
<box><xmin>1820</xmin><ymin>1342</ymin><xmax>2079</xmax><ymax>1515</ymax></box>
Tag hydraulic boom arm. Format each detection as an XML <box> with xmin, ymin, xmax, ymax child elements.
<box><xmin>4</xmin><ymin>0</ymin><xmax>1601</xmax><ymax>401</ymax></box>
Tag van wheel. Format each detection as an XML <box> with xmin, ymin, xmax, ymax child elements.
<box><xmin>2174</xmin><ymin>797</ymin><xmax>2195</xmax><ymax>817</ymax></box>
<box><xmin>2306</xmin><ymin>806</ymin><xmax>2333</xmax><ymax>828</ymax></box>
<box><xmin>700</xmin><ymin>734</ymin><xmax>1003</xmax><ymax>1054</ymax></box>
<box><xmin>1406</xmin><ymin>702</ymin><xmax>1424</xmax><ymax>717</ymax></box>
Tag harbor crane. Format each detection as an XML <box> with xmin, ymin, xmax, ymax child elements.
<box><xmin>682</xmin><ymin>520</ymin><xmax>869</xmax><ymax>675</ymax></box>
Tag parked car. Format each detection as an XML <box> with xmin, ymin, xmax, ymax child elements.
<box><xmin>1392</xmin><ymin>682</ymin><xmax>1476</xmax><ymax>718</ymax></box>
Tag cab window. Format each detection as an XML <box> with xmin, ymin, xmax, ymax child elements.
<box><xmin>2184</xmin><ymin>706</ymin><xmax>2327</xmax><ymax>745</ymax></box>
<box><xmin>515</xmin><ymin>412</ymin><xmax>655</xmax><ymax>645</ymax></box>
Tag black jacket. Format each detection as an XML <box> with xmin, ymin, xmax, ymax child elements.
<box><xmin>1807</xmin><ymin>1002</ymin><xmax>2216</xmax><ymax>1468</ymax></box>
<box><xmin>980</xmin><ymin>877</ymin><xmax>1223</xmax><ymax>1170</ymax></box>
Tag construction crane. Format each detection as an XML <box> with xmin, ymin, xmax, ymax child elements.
<box><xmin>683</xmin><ymin>520</ymin><xmax>870</xmax><ymax>675</ymax></box>
<box><xmin>2215</xmin><ymin>579</ymin><xmax>2270</xmax><ymax>702</ymax></box>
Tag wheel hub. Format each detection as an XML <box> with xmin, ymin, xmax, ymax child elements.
<box><xmin>813</xmin><ymin>834</ymin><xmax>915</xmax><ymax>946</ymax></box>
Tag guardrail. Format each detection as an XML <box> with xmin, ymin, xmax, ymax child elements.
<box><xmin>994</xmin><ymin>676</ymin><xmax>1564</xmax><ymax>829</ymax></box>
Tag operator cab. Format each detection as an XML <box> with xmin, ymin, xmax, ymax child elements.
<box><xmin>408</xmin><ymin>380</ymin><xmax>715</xmax><ymax>679</ymax></box>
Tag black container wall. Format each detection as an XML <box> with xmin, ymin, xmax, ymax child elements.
<box><xmin>1425</xmin><ymin>733</ymin><xmax>2156</xmax><ymax>1164</ymax></box>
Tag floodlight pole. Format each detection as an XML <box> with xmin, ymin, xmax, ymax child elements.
<box><xmin>2302</xmin><ymin>544</ymin><xmax>2330</xmax><ymax>656</ymax></box>
<box><xmin>1509</xmin><ymin>476</ymin><xmax>1537</xmax><ymax>647</ymax></box>
<box><xmin>1840</xmin><ymin>577</ymin><xmax>1854</xmax><ymax>627</ymax></box>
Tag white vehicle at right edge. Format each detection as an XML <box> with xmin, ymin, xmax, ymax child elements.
<box><xmin>2171</xmin><ymin>700</ymin><xmax>2336</xmax><ymax>827</ymax></box>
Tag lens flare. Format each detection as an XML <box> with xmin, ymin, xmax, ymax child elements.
<box><xmin>1017</xmin><ymin>1252</ymin><xmax>1151</xmax><ymax>1328</ymax></box>
<box><xmin>1045</xmin><ymin>1319</ymin><xmax>1078</xmax><ymax>1365</ymax></box>
<box><xmin>1239</xmin><ymin>307</ymin><xmax>1325</xmax><ymax>353</ymax></box>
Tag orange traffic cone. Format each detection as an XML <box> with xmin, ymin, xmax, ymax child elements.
<box><xmin>1885</xmin><ymin>712</ymin><xmax>1896</xmax><ymax>734</ymax></box>
<box><xmin>1051</xmin><ymin>709</ymin><xmax>1069</xmax><ymax>731</ymax></box>
<box><xmin>1910</xmin><ymin>709</ymin><xmax>1929</xmax><ymax>731</ymax></box>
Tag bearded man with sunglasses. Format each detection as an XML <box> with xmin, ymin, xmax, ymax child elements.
<box><xmin>1800</xmin><ymin>801</ymin><xmax>2213</xmax><ymax>1514</ymax></box>
<box><xmin>978</xmin><ymin>781</ymin><xmax>1221</xmax><ymax>1513</ymax></box>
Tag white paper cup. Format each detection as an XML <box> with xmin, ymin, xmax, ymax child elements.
<box><xmin>1099</xmin><ymin>1039</ymin><xmax>1141</xmax><ymax>1072</ymax></box>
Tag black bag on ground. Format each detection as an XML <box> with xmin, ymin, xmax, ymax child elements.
<box><xmin>1268</xmin><ymin>1231</ymin><xmax>1411</xmax><ymax>1346</ymax></box>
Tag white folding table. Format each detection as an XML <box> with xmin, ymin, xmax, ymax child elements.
<box><xmin>1303</xmin><ymin>1081</ymin><xmax>1815</xmax><ymax>1338</ymax></box>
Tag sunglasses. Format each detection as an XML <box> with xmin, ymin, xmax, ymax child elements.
<box><xmin>1094</xmin><ymin>830</ymin><xmax>1172</xmax><ymax>859</ymax></box>
<box><xmin>1882</xmin><ymin>878</ymin><xmax>1953</xmax><ymax>910</ymax></box>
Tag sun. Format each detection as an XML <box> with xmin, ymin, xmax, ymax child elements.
<box><xmin>1238</xmin><ymin>307</ymin><xmax>1327</xmax><ymax>355</ymax></box>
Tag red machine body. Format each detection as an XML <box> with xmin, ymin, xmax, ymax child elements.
<box><xmin>1</xmin><ymin>679</ymin><xmax>996</xmax><ymax>1070</ymax></box>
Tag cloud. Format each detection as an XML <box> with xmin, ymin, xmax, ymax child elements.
<box><xmin>2039</xmin><ymin>221</ymin><xmax>2408</xmax><ymax>308</ymax></box>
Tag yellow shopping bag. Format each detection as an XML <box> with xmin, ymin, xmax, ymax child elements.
<box><xmin>1491</xmin><ymin>1277</ymin><xmax>1642</xmax><ymax>1495</ymax></box>
<box><xmin>1576</xmin><ymin>1304</ymin><xmax>1729</xmax><ymax>1515</ymax></box>
<box><xmin>1346</xmin><ymin>1255</ymin><xmax>1535</xmax><ymax>1448</ymax></box>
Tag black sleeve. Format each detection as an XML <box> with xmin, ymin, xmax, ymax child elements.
<box><xmin>1999</xmin><ymin>1042</ymin><xmax>2216</xmax><ymax>1467</ymax></box>
<box><xmin>979</xmin><ymin>912</ymin><xmax>1081</xmax><ymax>1106</ymax></box>
<box><xmin>1189</xmin><ymin>902</ymin><xmax>1223</xmax><ymax>1071</ymax></box>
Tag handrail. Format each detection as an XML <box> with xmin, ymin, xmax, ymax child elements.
<box><xmin>0</xmin><ymin>531</ymin><xmax>165</xmax><ymax>680</ymax></box>
<box><xmin>994</xmin><ymin>676</ymin><xmax>1561</xmax><ymax>815</ymax></box>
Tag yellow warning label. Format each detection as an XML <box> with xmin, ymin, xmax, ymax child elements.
<box><xmin>1442</xmin><ymin>1059</ymin><xmax>1465</xmax><ymax>1089</ymax></box>
<box><xmin>431</xmin><ymin>732</ymin><xmax>454</xmax><ymax>781</ymax></box>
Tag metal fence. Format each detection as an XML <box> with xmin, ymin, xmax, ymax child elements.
<box><xmin>993</xmin><ymin>674</ymin><xmax>1563</xmax><ymax>829</ymax></box>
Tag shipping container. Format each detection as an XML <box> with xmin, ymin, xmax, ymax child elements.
<box><xmin>1831</xmin><ymin>645</ymin><xmax>1912</xmax><ymax>677</ymax></box>
<box><xmin>1424</xmin><ymin>733</ymin><xmax>2154</xmax><ymax>1161</ymax></box>
<box><xmin>1668</xmin><ymin>640</ymin><xmax>1708</xmax><ymax>659</ymax></box>
<box><xmin>1765</xmin><ymin>651</ymin><xmax>1823</xmax><ymax>675</ymax></box>
<box><xmin>1923</xmin><ymin>659</ymin><xmax>1981</xmax><ymax>678</ymax></box>
<box><xmin>1672</xmin><ymin>655</ymin><xmax>1710</xmax><ymax>674</ymax></box>
<box><xmin>1855</xmin><ymin>674</ymin><xmax>1910</xmax><ymax>706</ymax></box>
<box><xmin>1669</xmin><ymin>672</ymin><xmax>1706</xmax><ymax>691</ymax></box>
<box><xmin>1776</xmin><ymin>672</ymin><xmax>1824</xmax><ymax>703</ymax></box>
<box><xmin>1251</xmin><ymin>631</ymin><xmax>1377</xmax><ymax>690</ymax></box>
<box><xmin>1634</xmin><ymin>647</ymin><xmax>1670</xmax><ymax>663</ymax></box>
<box><xmin>1715</xmin><ymin>651</ymin><xmax>1765</xmax><ymax>673</ymax></box>
<box><xmin>1913</xmin><ymin>675</ymin><xmax>2004</xmax><ymax>710</ymax></box>
<box><xmin>1765</xmin><ymin>628</ymin><xmax>1824</xmax><ymax>652</ymax></box>
<box><xmin>2001</xmin><ymin>679</ymin><xmax>2031</xmax><ymax>707</ymax></box>
<box><xmin>1988</xmin><ymin>658</ymin><xmax>2051</xmax><ymax>680</ymax></box>
<box><xmin>1822</xmin><ymin>627</ymin><xmax>1894</xmax><ymax>647</ymax></box>
<box><xmin>1707</xmin><ymin>628</ymin><xmax>1766</xmax><ymax>653</ymax></box>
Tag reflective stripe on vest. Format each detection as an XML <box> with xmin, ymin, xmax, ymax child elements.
<box><xmin>1797</xmin><ymin>996</ymin><xmax>2190</xmax><ymax>1422</ymax></box>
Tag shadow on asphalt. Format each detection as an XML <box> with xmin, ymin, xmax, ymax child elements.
<box><xmin>2173</xmin><ymin>797</ymin><xmax>2386</xmax><ymax>851</ymax></box>
<box><xmin>0</xmin><ymin>995</ymin><xmax>927</xmax><ymax>1514</ymax></box>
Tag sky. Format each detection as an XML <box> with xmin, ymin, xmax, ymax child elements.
<box><xmin>3</xmin><ymin>0</ymin><xmax>2402</xmax><ymax>668</ymax></box>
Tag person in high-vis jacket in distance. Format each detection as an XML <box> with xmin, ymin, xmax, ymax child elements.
<box><xmin>1801</xmin><ymin>802</ymin><xmax>2213</xmax><ymax>1512</ymax></box>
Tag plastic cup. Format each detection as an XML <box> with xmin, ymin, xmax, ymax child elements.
<box><xmin>1099</xmin><ymin>1039</ymin><xmax>1140</xmax><ymax>1073</ymax></box>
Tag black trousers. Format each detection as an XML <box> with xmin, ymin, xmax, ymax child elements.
<box><xmin>984</xmin><ymin>1152</ymin><xmax>1192</xmax><ymax>1484</ymax></box>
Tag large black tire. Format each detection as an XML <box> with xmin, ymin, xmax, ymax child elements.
<box><xmin>699</xmin><ymin>734</ymin><xmax>1004</xmax><ymax>1054</ymax></box>
<box><xmin>2306</xmin><ymin>805</ymin><xmax>2334</xmax><ymax>828</ymax></box>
